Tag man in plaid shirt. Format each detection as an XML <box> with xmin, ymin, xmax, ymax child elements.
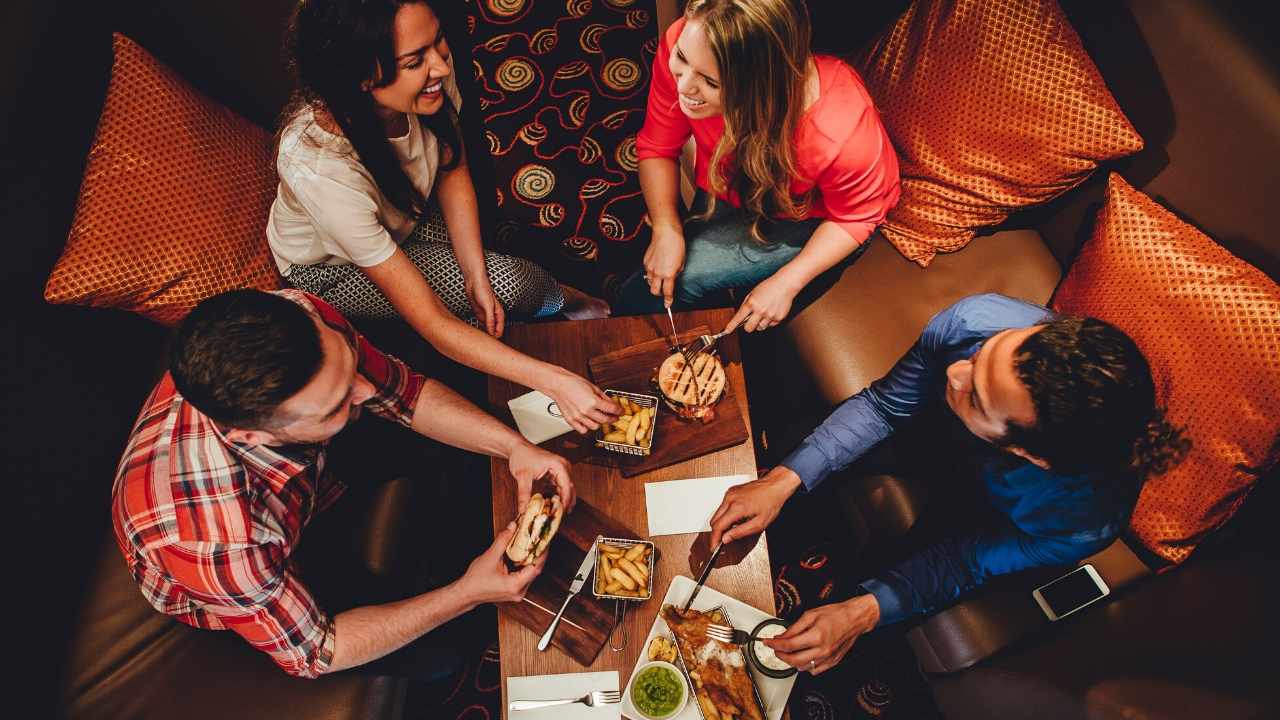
<box><xmin>112</xmin><ymin>288</ymin><xmax>577</xmax><ymax>678</ymax></box>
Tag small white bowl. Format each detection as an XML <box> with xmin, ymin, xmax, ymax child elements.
<box><xmin>628</xmin><ymin>660</ymin><xmax>689</xmax><ymax>720</ymax></box>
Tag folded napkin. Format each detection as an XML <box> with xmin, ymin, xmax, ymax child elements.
<box><xmin>508</xmin><ymin>390</ymin><xmax>574</xmax><ymax>444</ymax></box>
<box><xmin>644</xmin><ymin>474</ymin><xmax>753</xmax><ymax>536</ymax></box>
<box><xmin>507</xmin><ymin>670</ymin><xmax>620</xmax><ymax>720</ymax></box>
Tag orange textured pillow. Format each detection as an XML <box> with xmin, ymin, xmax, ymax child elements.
<box><xmin>1053</xmin><ymin>173</ymin><xmax>1279</xmax><ymax>566</ymax></box>
<box><xmin>854</xmin><ymin>0</ymin><xmax>1144</xmax><ymax>266</ymax></box>
<box><xmin>44</xmin><ymin>33</ymin><xmax>281</xmax><ymax>325</ymax></box>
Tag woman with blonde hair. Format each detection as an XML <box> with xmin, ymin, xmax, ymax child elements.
<box><xmin>615</xmin><ymin>0</ymin><xmax>900</xmax><ymax>333</ymax></box>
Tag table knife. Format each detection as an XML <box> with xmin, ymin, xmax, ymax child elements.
<box><xmin>681</xmin><ymin>540</ymin><xmax>723</xmax><ymax>612</ymax></box>
<box><xmin>665</xmin><ymin>304</ymin><xmax>680</xmax><ymax>350</ymax></box>
<box><xmin>537</xmin><ymin>545</ymin><xmax>597</xmax><ymax>652</ymax></box>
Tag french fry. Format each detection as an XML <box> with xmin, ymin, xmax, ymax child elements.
<box><xmin>618</xmin><ymin>557</ymin><xmax>647</xmax><ymax>586</ymax></box>
<box><xmin>634</xmin><ymin>407</ymin><xmax>650</xmax><ymax>441</ymax></box>
<box><xmin>626</xmin><ymin>415</ymin><xmax>640</xmax><ymax>445</ymax></box>
<box><xmin>598</xmin><ymin>554</ymin><xmax>611</xmax><ymax>581</ymax></box>
<box><xmin>603</xmin><ymin>430</ymin><xmax>627</xmax><ymax>443</ymax></box>
<box><xmin>609</xmin><ymin>567</ymin><xmax>637</xmax><ymax>590</ymax></box>
<box><xmin>600</xmin><ymin>544</ymin><xmax>624</xmax><ymax>557</ymax></box>
<box><xmin>604</xmin><ymin>581</ymin><xmax>623</xmax><ymax>594</ymax></box>
<box><xmin>624</xmin><ymin>543</ymin><xmax>646</xmax><ymax>562</ymax></box>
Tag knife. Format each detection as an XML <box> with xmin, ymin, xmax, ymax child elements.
<box><xmin>537</xmin><ymin>544</ymin><xmax>597</xmax><ymax>652</ymax></box>
<box><xmin>681</xmin><ymin>540</ymin><xmax>723</xmax><ymax>612</ymax></box>
<box><xmin>665</xmin><ymin>304</ymin><xmax>681</xmax><ymax>350</ymax></box>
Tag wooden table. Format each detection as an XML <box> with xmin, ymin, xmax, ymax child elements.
<box><xmin>488</xmin><ymin>308</ymin><xmax>783</xmax><ymax>719</ymax></box>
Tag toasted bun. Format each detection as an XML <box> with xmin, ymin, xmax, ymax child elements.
<box><xmin>505</xmin><ymin>494</ymin><xmax>546</xmax><ymax>565</ymax></box>
<box><xmin>656</xmin><ymin>352</ymin><xmax>725</xmax><ymax>418</ymax></box>
<box><xmin>530</xmin><ymin>494</ymin><xmax>564</xmax><ymax>560</ymax></box>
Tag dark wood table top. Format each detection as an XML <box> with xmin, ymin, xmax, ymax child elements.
<box><xmin>488</xmin><ymin>308</ymin><xmax>784</xmax><ymax>719</ymax></box>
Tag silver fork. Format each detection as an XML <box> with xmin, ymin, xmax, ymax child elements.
<box><xmin>705</xmin><ymin>622</ymin><xmax>752</xmax><ymax>645</ymax></box>
<box><xmin>681</xmin><ymin>328</ymin><xmax>733</xmax><ymax>361</ymax></box>
<box><xmin>509</xmin><ymin>690</ymin><xmax>622</xmax><ymax>712</ymax></box>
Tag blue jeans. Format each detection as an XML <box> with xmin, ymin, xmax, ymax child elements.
<box><xmin>614</xmin><ymin>192</ymin><xmax>823</xmax><ymax>313</ymax></box>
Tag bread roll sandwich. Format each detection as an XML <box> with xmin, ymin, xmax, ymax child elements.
<box><xmin>654</xmin><ymin>351</ymin><xmax>726</xmax><ymax>422</ymax></box>
<box><xmin>505</xmin><ymin>492</ymin><xmax>564</xmax><ymax>566</ymax></box>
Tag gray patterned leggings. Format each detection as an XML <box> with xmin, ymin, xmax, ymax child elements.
<box><xmin>285</xmin><ymin>212</ymin><xmax>565</xmax><ymax>326</ymax></box>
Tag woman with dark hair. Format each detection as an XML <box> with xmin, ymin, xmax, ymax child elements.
<box><xmin>615</xmin><ymin>0</ymin><xmax>900</xmax><ymax>333</ymax></box>
<box><xmin>269</xmin><ymin>0</ymin><xmax>616</xmax><ymax>432</ymax></box>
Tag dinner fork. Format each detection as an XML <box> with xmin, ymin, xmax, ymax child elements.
<box><xmin>705</xmin><ymin>622</ymin><xmax>752</xmax><ymax>646</ymax></box>
<box><xmin>681</xmin><ymin>328</ymin><xmax>733</xmax><ymax>363</ymax></box>
<box><xmin>509</xmin><ymin>690</ymin><xmax>622</xmax><ymax>712</ymax></box>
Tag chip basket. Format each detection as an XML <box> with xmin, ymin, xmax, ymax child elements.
<box><xmin>593</xmin><ymin>535</ymin><xmax>657</xmax><ymax>652</ymax></box>
<box><xmin>595</xmin><ymin>390</ymin><xmax>659</xmax><ymax>457</ymax></box>
<box><xmin>669</xmin><ymin>604</ymin><xmax>769</xmax><ymax>720</ymax></box>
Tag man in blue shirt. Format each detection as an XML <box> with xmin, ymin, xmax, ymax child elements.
<box><xmin>708</xmin><ymin>293</ymin><xmax>1184</xmax><ymax>675</ymax></box>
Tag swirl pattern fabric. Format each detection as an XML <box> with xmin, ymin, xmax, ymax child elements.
<box><xmin>1053</xmin><ymin>174</ymin><xmax>1280</xmax><ymax>566</ymax></box>
<box><xmin>43</xmin><ymin>34</ymin><xmax>282</xmax><ymax>325</ymax></box>
<box><xmin>853</xmin><ymin>0</ymin><xmax>1144</xmax><ymax>266</ymax></box>
<box><xmin>466</xmin><ymin>0</ymin><xmax>656</xmax><ymax>294</ymax></box>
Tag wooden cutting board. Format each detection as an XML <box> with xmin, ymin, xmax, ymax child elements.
<box><xmin>587</xmin><ymin>327</ymin><xmax>749</xmax><ymax>477</ymax></box>
<box><xmin>506</xmin><ymin>497</ymin><xmax>649</xmax><ymax>666</ymax></box>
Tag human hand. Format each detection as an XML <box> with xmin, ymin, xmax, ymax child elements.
<box><xmin>707</xmin><ymin>467</ymin><xmax>802</xmax><ymax>548</ymax></box>
<box><xmin>456</xmin><ymin>522</ymin><xmax>545</xmax><ymax>606</ymax></box>
<box><xmin>724</xmin><ymin>274</ymin><xmax>800</xmax><ymax>333</ymax></box>
<box><xmin>507</xmin><ymin>442</ymin><xmax>576</xmax><ymax>512</ymax></box>
<box><xmin>543</xmin><ymin>368</ymin><xmax>621</xmax><ymax>434</ymax></box>
<box><xmin>465</xmin><ymin>276</ymin><xmax>506</xmax><ymax>338</ymax></box>
<box><xmin>643</xmin><ymin>224</ymin><xmax>686</xmax><ymax>308</ymax></box>
<box><xmin>764</xmin><ymin>595</ymin><xmax>880</xmax><ymax>675</ymax></box>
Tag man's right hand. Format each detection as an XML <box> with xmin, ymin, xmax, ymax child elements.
<box><xmin>456</xmin><ymin>522</ymin><xmax>544</xmax><ymax>607</ymax></box>
<box><xmin>643</xmin><ymin>223</ymin><xmax>686</xmax><ymax>308</ymax></box>
<box><xmin>543</xmin><ymin>367</ymin><xmax>620</xmax><ymax>434</ymax></box>
<box><xmin>708</xmin><ymin>467</ymin><xmax>803</xmax><ymax>547</ymax></box>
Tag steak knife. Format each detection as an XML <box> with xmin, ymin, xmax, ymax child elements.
<box><xmin>537</xmin><ymin>544</ymin><xmax>597</xmax><ymax>652</ymax></box>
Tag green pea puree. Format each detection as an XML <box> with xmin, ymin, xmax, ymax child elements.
<box><xmin>633</xmin><ymin>665</ymin><xmax>683</xmax><ymax>717</ymax></box>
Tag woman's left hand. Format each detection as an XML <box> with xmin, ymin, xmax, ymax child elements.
<box><xmin>466</xmin><ymin>276</ymin><xmax>506</xmax><ymax>338</ymax></box>
<box><xmin>506</xmin><ymin>442</ymin><xmax>576</xmax><ymax>512</ymax></box>
<box><xmin>764</xmin><ymin>594</ymin><xmax>881</xmax><ymax>675</ymax></box>
<box><xmin>724</xmin><ymin>275</ymin><xmax>800</xmax><ymax>333</ymax></box>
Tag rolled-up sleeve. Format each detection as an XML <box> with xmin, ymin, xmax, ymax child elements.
<box><xmin>158</xmin><ymin>542</ymin><xmax>336</xmax><ymax>678</ymax></box>
<box><xmin>636</xmin><ymin>18</ymin><xmax>692</xmax><ymax>162</ymax></box>
<box><xmin>817</xmin><ymin>104</ymin><xmax>900</xmax><ymax>245</ymax></box>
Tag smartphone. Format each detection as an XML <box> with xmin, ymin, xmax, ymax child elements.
<box><xmin>1032</xmin><ymin>564</ymin><xmax>1109</xmax><ymax>621</ymax></box>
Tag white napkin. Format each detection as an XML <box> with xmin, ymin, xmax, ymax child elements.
<box><xmin>644</xmin><ymin>474</ymin><xmax>753</xmax><ymax>536</ymax></box>
<box><xmin>508</xmin><ymin>390</ymin><xmax>574</xmax><ymax>444</ymax></box>
<box><xmin>507</xmin><ymin>670</ymin><xmax>620</xmax><ymax>720</ymax></box>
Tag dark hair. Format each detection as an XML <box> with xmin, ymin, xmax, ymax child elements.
<box><xmin>284</xmin><ymin>0</ymin><xmax>462</xmax><ymax>218</ymax></box>
<box><xmin>1003</xmin><ymin>317</ymin><xmax>1190</xmax><ymax>477</ymax></box>
<box><xmin>170</xmin><ymin>290</ymin><xmax>324</xmax><ymax>429</ymax></box>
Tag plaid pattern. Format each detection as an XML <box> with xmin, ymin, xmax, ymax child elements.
<box><xmin>112</xmin><ymin>290</ymin><xmax>425</xmax><ymax>678</ymax></box>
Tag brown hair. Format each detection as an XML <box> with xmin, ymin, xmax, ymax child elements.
<box><xmin>685</xmin><ymin>0</ymin><xmax>814</xmax><ymax>243</ymax></box>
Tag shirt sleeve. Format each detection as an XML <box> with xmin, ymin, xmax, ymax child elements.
<box><xmin>779</xmin><ymin>303</ymin><xmax>959</xmax><ymax>491</ymax></box>
<box><xmin>815</xmin><ymin>103</ymin><xmax>901</xmax><ymax>244</ymax></box>
<box><xmin>156</xmin><ymin>542</ymin><xmax>336</xmax><ymax>678</ymax></box>
<box><xmin>279</xmin><ymin>290</ymin><xmax>426</xmax><ymax>427</ymax></box>
<box><xmin>282</xmin><ymin>163</ymin><xmax>399</xmax><ymax>268</ymax></box>
<box><xmin>636</xmin><ymin>18</ymin><xmax>692</xmax><ymax>162</ymax></box>
<box><xmin>861</xmin><ymin>520</ymin><xmax>1116</xmax><ymax>626</ymax></box>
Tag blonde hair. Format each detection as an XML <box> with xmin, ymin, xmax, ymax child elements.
<box><xmin>686</xmin><ymin>0</ymin><xmax>813</xmax><ymax>243</ymax></box>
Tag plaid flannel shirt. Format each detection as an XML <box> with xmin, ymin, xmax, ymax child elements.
<box><xmin>112</xmin><ymin>290</ymin><xmax>425</xmax><ymax>678</ymax></box>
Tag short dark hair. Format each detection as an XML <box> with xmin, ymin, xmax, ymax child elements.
<box><xmin>170</xmin><ymin>290</ymin><xmax>324</xmax><ymax>429</ymax></box>
<box><xmin>1003</xmin><ymin>317</ymin><xmax>1189</xmax><ymax>476</ymax></box>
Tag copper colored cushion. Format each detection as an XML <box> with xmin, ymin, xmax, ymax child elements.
<box><xmin>44</xmin><ymin>34</ymin><xmax>281</xmax><ymax>325</ymax></box>
<box><xmin>854</xmin><ymin>0</ymin><xmax>1144</xmax><ymax>266</ymax></box>
<box><xmin>1053</xmin><ymin>173</ymin><xmax>1280</xmax><ymax>566</ymax></box>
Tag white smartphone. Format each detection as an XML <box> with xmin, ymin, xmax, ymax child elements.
<box><xmin>1032</xmin><ymin>564</ymin><xmax>1110</xmax><ymax>621</ymax></box>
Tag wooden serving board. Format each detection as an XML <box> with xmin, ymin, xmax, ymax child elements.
<box><xmin>588</xmin><ymin>327</ymin><xmax>749</xmax><ymax>477</ymax></box>
<box><xmin>506</xmin><ymin>497</ymin><xmax>647</xmax><ymax>666</ymax></box>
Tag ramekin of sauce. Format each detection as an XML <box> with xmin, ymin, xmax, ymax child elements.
<box><xmin>629</xmin><ymin>660</ymin><xmax>688</xmax><ymax>719</ymax></box>
<box><xmin>746</xmin><ymin>618</ymin><xmax>797</xmax><ymax>679</ymax></box>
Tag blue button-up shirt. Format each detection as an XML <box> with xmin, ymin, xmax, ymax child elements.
<box><xmin>781</xmin><ymin>294</ymin><xmax>1130</xmax><ymax>626</ymax></box>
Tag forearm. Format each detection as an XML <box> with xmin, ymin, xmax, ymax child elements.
<box><xmin>363</xmin><ymin>251</ymin><xmax>563</xmax><ymax>389</ymax></box>
<box><xmin>639</xmin><ymin>157</ymin><xmax>683</xmax><ymax>232</ymax></box>
<box><xmin>436</xmin><ymin>162</ymin><xmax>489</xmax><ymax>285</ymax></box>
<box><xmin>326</xmin><ymin>580</ymin><xmax>474</xmax><ymax>673</ymax></box>
<box><xmin>410</xmin><ymin>377</ymin><xmax>526</xmax><ymax>459</ymax></box>
<box><xmin>770</xmin><ymin>221</ymin><xmax>862</xmax><ymax>293</ymax></box>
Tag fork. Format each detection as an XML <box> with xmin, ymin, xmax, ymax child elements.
<box><xmin>681</xmin><ymin>328</ymin><xmax>733</xmax><ymax>361</ymax></box>
<box><xmin>705</xmin><ymin>622</ymin><xmax>752</xmax><ymax>645</ymax></box>
<box><xmin>509</xmin><ymin>690</ymin><xmax>622</xmax><ymax>711</ymax></box>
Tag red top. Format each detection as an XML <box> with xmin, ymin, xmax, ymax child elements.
<box><xmin>637</xmin><ymin>17</ymin><xmax>901</xmax><ymax>243</ymax></box>
<box><xmin>112</xmin><ymin>290</ymin><xmax>425</xmax><ymax>678</ymax></box>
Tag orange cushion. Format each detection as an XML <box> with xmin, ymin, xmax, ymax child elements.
<box><xmin>1052</xmin><ymin>173</ymin><xmax>1280</xmax><ymax>566</ymax></box>
<box><xmin>44</xmin><ymin>34</ymin><xmax>281</xmax><ymax>325</ymax></box>
<box><xmin>854</xmin><ymin>0</ymin><xmax>1144</xmax><ymax>266</ymax></box>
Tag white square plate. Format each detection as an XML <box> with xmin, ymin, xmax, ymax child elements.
<box><xmin>621</xmin><ymin>575</ymin><xmax>795</xmax><ymax>720</ymax></box>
